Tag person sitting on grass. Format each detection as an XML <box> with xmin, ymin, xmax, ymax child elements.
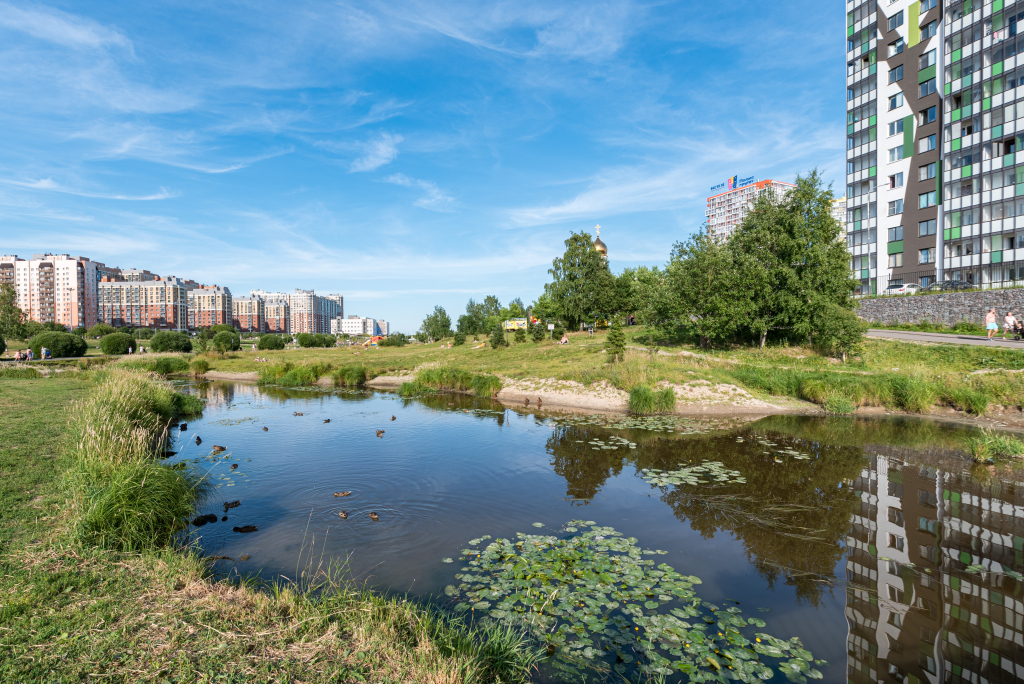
<box><xmin>559</xmin><ymin>333</ymin><xmax>569</xmax><ymax>345</ymax></box>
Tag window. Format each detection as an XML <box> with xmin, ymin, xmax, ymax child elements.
<box><xmin>919</xmin><ymin>162</ymin><xmax>936</xmax><ymax>181</ymax></box>
<box><xmin>919</xmin><ymin>191</ymin><xmax>936</xmax><ymax>208</ymax></box>
<box><xmin>920</xmin><ymin>248</ymin><xmax>936</xmax><ymax>264</ymax></box>
<box><xmin>888</xmin><ymin>11</ymin><xmax>904</xmax><ymax>31</ymax></box>
<box><xmin>889</xmin><ymin>146</ymin><xmax>905</xmax><ymax>162</ymax></box>
<box><xmin>889</xmin><ymin>172</ymin><xmax>904</xmax><ymax>189</ymax></box>
<box><xmin>919</xmin><ymin>49</ymin><xmax>936</xmax><ymax>70</ymax></box>
<box><xmin>889</xmin><ymin>226</ymin><xmax>903</xmax><ymax>242</ymax></box>
<box><xmin>888</xmin><ymin>119</ymin><xmax>905</xmax><ymax>137</ymax></box>
<box><xmin>889</xmin><ymin>199</ymin><xmax>904</xmax><ymax>216</ymax></box>
<box><xmin>889</xmin><ymin>65</ymin><xmax>904</xmax><ymax>83</ymax></box>
<box><xmin>919</xmin><ymin>219</ymin><xmax>936</xmax><ymax>236</ymax></box>
<box><xmin>888</xmin><ymin>533</ymin><xmax>905</xmax><ymax>551</ymax></box>
<box><xmin>919</xmin><ymin>106</ymin><xmax>936</xmax><ymax>125</ymax></box>
<box><xmin>887</xmin><ymin>507</ymin><xmax>905</xmax><ymax>526</ymax></box>
<box><xmin>919</xmin><ymin>134</ymin><xmax>936</xmax><ymax>153</ymax></box>
<box><xmin>889</xmin><ymin>252</ymin><xmax>904</xmax><ymax>268</ymax></box>
<box><xmin>921</xmin><ymin>20</ymin><xmax>937</xmax><ymax>40</ymax></box>
<box><xmin>889</xmin><ymin>92</ymin><xmax>904</xmax><ymax>110</ymax></box>
<box><xmin>919</xmin><ymin>78</ymin><xmax>937</xmax><ymax>97</ymax></box>
<box><xmin>889</xmin><ymin>38</ymin><xmax>905</xmax><ymax>57</ymax></box>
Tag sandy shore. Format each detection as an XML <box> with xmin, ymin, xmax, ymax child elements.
<box><xmin>204</xmin><ymin>371</ymin><xmax>258</xmax><ymax>381</ymax></box>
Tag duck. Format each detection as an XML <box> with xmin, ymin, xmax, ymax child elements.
<box><xmin>537</xmin><ymin>398</ymin><xmax>542</xmax><ymax>407</ymax></box>
<box><xmin>195</xmin><ymin>436</ymin><xmax>202</xmax><ymax>446</ymax></box>
<box><xmin>233</xmin><ymin>525</ymin><xmax>258</xmax><ymax>533</ymax></box>
<box><xmin>180</xmin><ymin>423</ymin><xmax>188</xmax><ymax>431</ymax></box>
<box><xmin>293</xmin><ymin>412</ymin><xmax>303</xmax><ymax>416</ymax></box>
<box><xmin>338</xmin><ymin>511</ymin><xmax>348</xmax><ymax>519</ymax></box>
<box><xmin>391</xmin><ymin>415</ymin><xmax>396</xmax><ymax>421</ymax></box>
<box><xmin>223</xmin><ymin>500</ymin><xmax>241</xmax><ymax>510</ymax></box>
<box><xmin>323</xmin><ymin>419</ymin><xmax>330</xmax><ymax>423</ymax></box>
<box><xmin>369</xmin><ymin>512</ymin><xmax>379</xmax><ymax>521</ymax></box>
<box><xmin>192</xmin><ymin>513</ymin><xmax>218</xmax><ymax>526</ymax></box>
<box><xmin>376</xmin><ymin>429</ymin><xmax>385</xmax><ymax>438</ymax></box>
<box><xmin>212</xmin><ymin>445</ymin><xmax>226</xmax><ymax>452</ymax></box>
<box><xmin>221</xmin><ymin>516</ymin><xmax>227</xmax><ymax>521</ymax></box>
<box><xmin>333</xmin><ymin>491</ymin><xmax>351</xmax><ymax>497</ymax></box>
<box><xmin>525</xmin><ymin>398</ymin><xmax>530</xmax><ymax>406</ymax></box>
<box><xmin>230</xmin><ymin>463</ymin><xmax>237</xmax><ymax>470</ymax></box>
<box><xmin>263</xmin><ymin>426</ymin><xmax>268</xmax><ymax>431</ymax></box>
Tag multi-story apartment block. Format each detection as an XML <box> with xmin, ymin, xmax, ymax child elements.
<box><xmin>846</xmin><ymin>0</ymin><xmax>946</xmax><ymax>295</ymax></box>
<box><xmin>324</xmin><ymin>294</ymin><xmax>344</xmax><ymax>320</ymax></box>
<box><xmin>265</xmin><ymin>301</ymin><xmax>290</xmax><ymax>333</ymax></box>
<box><xmin>705</xmin><ymin>178</ymin><xmax>797</xmax><ymax>241</ymax></box>
<box><xmin>331</xmin><ymin>315</ymin><xmax>381</xmax><ymax>336</ymax></box>
<box><xmin>232</xmin><ymin>297</ymin><xmax>265</xmax><ymax>332</ymax></box>
<box><xmin>832</xmin><ymin>195</ymin><xmax>849</xmax><ymax>225</ymax></box>
<box><xmin>845</xmin><ymin>451</ymin><xmax>1024</xmax><ymax>683</ymax></box>
<box><xmin>377</xmin><ymin>320</ymin><xmax>389</xmax><ymax>336</ymax></box>
<box><xmin>1</xmin><ymin>254</ymin><xmax>106</xmax><ymax>330</ymax></box>
<box><xmin>98</xmin><ymin>275</ymin><xmax>190</xmax><ymax>330</ymax></box>
<box><xmin>187</xmin><ymin>285</ymin><xmax>232</xmax><ymax>328</ymax></box>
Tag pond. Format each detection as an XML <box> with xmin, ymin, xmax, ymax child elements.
<box><xmin>169</xmin><ymin>380</ymin><xmax>1024</xmax><ymax>683</ymax></box>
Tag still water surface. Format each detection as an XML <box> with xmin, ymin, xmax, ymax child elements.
<box><xmin>170</xmin><ymin>381</ymin><xmax>1024</xmax><ymax>683</ymax></box>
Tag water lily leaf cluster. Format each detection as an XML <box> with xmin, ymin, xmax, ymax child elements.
<box><xmin>445</xmin><ymin>521</ymin><xmax>823</xmax><ymax>681</ymax></box>
<box><xmin>641</xmin><ymin>461</ymin><xmax>746</xmax><ymax>487</ymax></box>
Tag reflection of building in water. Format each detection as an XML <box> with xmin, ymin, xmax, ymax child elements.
<box><xmin>847</xmin><ymin>454</ymin><xmax>1024</xmax><ymax>683</ymax></box>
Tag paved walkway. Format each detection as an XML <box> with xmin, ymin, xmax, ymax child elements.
<box><xmin>868</xmin><ymin>328</ymin><xmax>1024</xmax><ymax>348</ymax></box>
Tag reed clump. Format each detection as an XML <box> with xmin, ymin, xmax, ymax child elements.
<box><xmin>63</xmin><ymin>368</ymin><xmax>209</xmax><ymax>550</ymax></box>
<box><xmin>965</xmin><ymin>429</ymin><xmax>1024</xmax><ymax>461</ymax></box>
<box><xmin>258</xmin><ymin>361</ymin><xmax>334</xmax><ymax>386</ymax></box>
<box><xmin>332</xmin><ymin>364</ymin><xmax>368</xmax><ymax>387</ymax></box>
<box><xmin>401</xmin><ymin>366</ymin><xmax>503</xmax><ymax>397</ymax></box>
<box><xmin>629</xmin><ymin>385</ymin><xmax>676</xmax><ymax>415</ymax></box>
<box><xmin>0</xmin><ymin>366</ymin><xmax>42</xmax><ymax>379</ymax></box>
<box><xmin>118</xmin><ymin>355</ymin><xmax>191</xmax><ymax>376</ymax></box>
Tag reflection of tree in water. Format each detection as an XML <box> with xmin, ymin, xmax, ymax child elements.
<box><xmin>546</xmin><ymin>425</ymin><xmax>625</xmax><ymax>500</ymax></box>
<box><xmin>545</xmin><ymin>424</ymin><xmax>864</xmax><ymax>604</ymax></box>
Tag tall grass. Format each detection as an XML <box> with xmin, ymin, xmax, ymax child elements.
<box><xmin>63</xmin><ymin>368</ymin><xmax>209</xmax><ymax>550</ymax></box>
<box><xmin>0</xmin><ymin>367</ymin><xmax>42</xmax><ymax>378</ymax></box>
<box><xmin>629</xmin><ymin>386</ymin><xmax>676</xmax><ymax>415</ymax></box>
<box><xmin>332</xmin><ymin>364</ymin><xmax>367</xmax><ymax>387</ymax></box>
<box><xmin>118</xmin><ymin>356</ymin><xmax>190</xmax><ymax>376</ymax></box>
<box><xmin>401</xmin><ymin>366</ymin><xmax>503</xmax><ymax>397</ymax></box>
<box><xmin>258</xmin><ymin>361</ymin><xmax>334</xmax><ymax>386</ymax></box>
<box><xmin>965</xmin><ymin>429</ymin><xmax>1024</xmax><ymax>461</ymax></box>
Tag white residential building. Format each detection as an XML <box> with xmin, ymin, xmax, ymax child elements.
<box><xmin>0</xmin><ymin>253</ymin><xmax>114</xmax><ymax>330</ymax></box>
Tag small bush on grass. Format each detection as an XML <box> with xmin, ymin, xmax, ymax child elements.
<box><xmin>150</xmin><ymin>331</ymin><xmax>192</xmax><ymax>353</ymax></box>
<box><xmin>333</xmin><ymin>365</ymin><xmax>367</xmax><ymax>387</ymax></box>
<box><xmin>211</xmin><ymin>331</ymin><xmax>240</xmax><ymax>352</ymax></box>
<box><xmin>29</xmin><ymin>331</ymin><xmax>88</xmax><ymax>359</ymax></box>
<box><xmin>100</xmin><ymin>332</ymin><xmax>136</xmax><ymax>355</ymax></box>
<box><xmin>532</xmin><ymin>324</ymin><xmax>546</xmax><ymax>342</ymax></box>
<box><xmin>490</xmin><ymin>324</ymin><xmax>508</xmax><ymax>349</ymax></box>
<box><xmin>418</xmin><ymin>366</ymin><xmax>474</xmax><ymax>391</ymax></box>
<box><xmin>514</xmin><ymin>328</ymin><xmax>526</xmax><ymax>343</ymax></box>
<box><xmin>119</xmin><ymin>356</ymin><xmax>191</xmax><ymax>376</ymax></box>
<box><xmin>629</xmin><ymin>386</ymin><xmax>675</xmax><ymax>415</ymax></box>
<box><xmin>190</xmin><ymin>358</ymin><xmax>210</xmax><ymax>375</ymax></box>
<box><xmin>87</xmin><ymin>323</ymin><xmax>117</xmax><ymax>337</ymax></box>
<box><xmin>258</xmin><ymin>335</ymin><xmax>286</xmax><ymax>351</ymax></box>
<box><xmin>454</xmin><ymin>332</ymin><xmax>466</xmax><ymax>346</ymax></box>
<box><xmin>944</xmin><ymin>386</ymin><xmax>989</xmax><ymax>415</ymax></box>
<box><xmin>380</xmin><ymin>333</ymin><xmax>408</xmax><ymax>347</ymax></box>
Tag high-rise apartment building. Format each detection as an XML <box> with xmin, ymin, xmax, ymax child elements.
<box><xmin>232</xmin><ymin>296</ymin><xmax>265</xmax><ymax>332</ymax></box>
<box><xmin>846</xmin><ymin>0</ymin><xmax>946</xmax><ymax>295</ymax></box>
<box><xmin>187</xmin><ymin>286</ymin><xmax>232</xmax><ymax>328</ymax></box>
<box><xmin>705</xmin><ymin>178</ymin><xmax>796</xmax><ymax>241</ymax></box>
<box><xmin>98</xmin><ymin>275</ymin><xmax>190</xmax><ymax>330</ymax></box>
<box><xmin>1</xmin><ymin>253</ymin><xmax>109</xmax><ymax>330</ymax></box>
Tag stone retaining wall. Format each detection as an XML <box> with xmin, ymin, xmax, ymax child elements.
<box><xmin>856</xmin><ymin>290</ymin><xmax>1024</xmax><ymax>325</ymax></box>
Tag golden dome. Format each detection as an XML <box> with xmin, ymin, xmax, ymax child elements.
<box><xmin>593</xmin><ymin>225</ymin><xmax>607</xmax><ymax>256</ymax></box>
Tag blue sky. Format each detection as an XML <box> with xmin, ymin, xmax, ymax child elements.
<box><xmin>0</xmin><ymin>1</ymin><xmax>844</xmax><ymax>332</ymax></box>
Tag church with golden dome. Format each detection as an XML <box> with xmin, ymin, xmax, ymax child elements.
<box><xmin>592</xmin><ymin>225</ymin><xmax>607</xmax><ymax>259</ymax></box>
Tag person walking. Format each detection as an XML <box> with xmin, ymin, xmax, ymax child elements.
<box><xmin>1005</xmin><ymin>311</ymin><xmax>1019</xmax><ymax>340</ymax></box>
<box><xmin>986</xmin><ymin>308</ymin><xmax>999</xmax><ymax>340</ymax></box>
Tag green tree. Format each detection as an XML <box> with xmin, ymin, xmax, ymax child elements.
<box><xmin>0</xmin><ymin>283</ymin><xmax>25</xmax><ymax>340</ymax></box>
<box><xmin>421</xmin><ymin>305</ymin><xmax>452</xmax><ymax>341</ymax></box>
<box><xmin>23</xmin><ymin>320</ymin><xmax>44</xmax><ymax>339</ymax></box>
<box><xmin>605</xmin><ymin>317</ymin><xmax>626</xmax><ymax>363</ymax></box>
<box><xmin>514</xmin><ymin>327</ymin><xmax>526</xmax><ymax>343</ymax></box>
<box><xmin>150</xmin><ymin>331</ymin><xmax>192</xmax><ymax>353</ymax></box>
<box><xmin>257</xmin><ymin>335</ymin><xmax>285</xmax><ymax>350</ymax></box>
<box><xmin>489</xmin><ymin>323</ymin><xmax>508</xmax><ymax>349</ymax></box>
<box><xmin>87</xmin><ymin>323</ymin><xmax>116</xmax><ymax>337</ymax></box>
<box><xmin>666</xmin><ymin>231</ymin><xmax>741</xmax><ymax>348</ymax></box>
<box><xmin>454</xmin><ymin>331</ymin><xmax>467</xmax><ymax>346</ymax></box>
<box><xmin>29</xmin><ymin>331</ymin><xmax>87</xmax><ymax>359</ymax></box>
<box><xmin>531</xmin><ymin>323</ymin><xmax>546</xmax><ymax>342</ymax></box>
<box><xmin>529</xmin><ymin>292</ymin><xmax>558</xmax><ymax>323</ymax></box>
<box><xmin>72</xmin><ymin>326</ymin><xmax>87</xmax><ymax>336</ymax></box>
<box><xmin>100</xmin><ymin>332</ymin><xmax>136</xmax><ymax>355</ymax></box>
<box><xmin>211</xmin><ymin>331</ymin><xmax>240</xmax><ymax>352</ymax></box>
<box><xmin>545</xmin><ymin>231</ymin><xmax>611</xmax><ymax>329</ymax></box>
<box><xmin>811</xmin><ymin>303</ymin><xmax>868</xmax><ymax>363</ymax></box>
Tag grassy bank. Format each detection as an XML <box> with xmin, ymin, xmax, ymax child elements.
<box><xmin>0</xmin><ymin>372</ymin><xmax>536</xmax><ymax>682</ymax></box>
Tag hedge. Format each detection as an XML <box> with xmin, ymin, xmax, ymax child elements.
<box><xmin>29</xmin><ymin>331</ymin><xmax>88</xmax><ymax>359</ymax></box>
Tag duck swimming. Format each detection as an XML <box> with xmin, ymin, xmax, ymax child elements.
<box><xmin>230</xmin><ymin>464</ymin><xmax>237</xmax><ymax>470</ymax></box>
<box><xmin>375</xmin><ymin>429</ymin><xmax>385</xmax><ymax>438</ymax></box>
<box><xmin>212</xmin><ymin>445</ymin><xmax>226</xmax><ymax>452</ymax></box>
<box><xmin>333</xmin><ymin>491</ymin><xmax>351</xmax><ymax>497</ymax></box>
<box><xmin>263</xmin><ymin>426</ymin><xmax>268</xmax><ymax>431</ymax></box>
<box><xmin>323</xmin><ymin>419</ymin><xmax>330</xmax><ymax>423</ymax></box>
<box><xmin>391</xmin><ymin>415</ymin><xmax>396</xmax><ymax>421</ymax></box>
<box><xmin>369</xmin><ymin>512</ymin><xmax>379</xmax><ymax>521</ymax></box>
<box><xmin>338</xmin><ymin>511</ymin><xmax>348</xmax><ymax>519</ymax></box>
<box><xmin>233</xmin><ymin>525</ymin><xmax>258</xmax><ymax>534</ymax></box>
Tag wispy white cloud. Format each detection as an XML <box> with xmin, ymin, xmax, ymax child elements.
<box><xmin>0</xmin><ymin>178</ymin><xmax>177</xmax><ymax>201</ymax></box>
<box><xmin>350</xmin><ymin>132</ymin><xmax>404</xmax><ymax>172</ymax></box>
<box><xmin>0</xmin><ymin>1</ymin><xmax>132</xmax><ymax>51</ymax></box>
<box><xmin>383</xmin><ymin>173</ymin><xmax>456</xmax><ymax>211</ymax></box>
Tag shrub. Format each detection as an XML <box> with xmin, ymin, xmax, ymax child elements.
<box><xmin>208</xmin><ymin>324</ymin><xmax>236</xmax><ymax>334</ymax></box>
<box><xmin>454</xmin><ymin>332</ymin><xmax>467</xmax><ymax>346</ymax></box>
<box><xmin>471</xmin><ymin>374</ymin><xmax>502</xmax><ymax>397</ymax></box>
<box><xmin>149</xmin><ymin>331</ymin><xmax>193</xmax><ymax>353</ymax></box>
<box><xmin>211</xmin><ymin>331</ymin><xmax>240</xmax><ymax>352</ymax></box>
<box><xmin>606</xmin><ymin>318</ymin><xmax>625</xmax><ymax>362</ymax></box>
<box><xmin>258</xmin><ymin>335</ymin><xmax>286</xmax><ymax>350</ymax></box>
<box><xmin>333</xmin><ymin>365</ymin><xmax>367</xmax><ymax>387</ymax></box>
<box><xmin>552</xmin><ymin>325</ymin><xmax>565</xmax><ymax>340</ymax></box>
<box><xmin>100</xmin><ymin>332</ymin><xmax>136</xmax><ymax>355</ymax></box>
<box><xmin>87</xmin><ymin>323</ymin><xmax>117</xmax><ymax>337</ymax></box>
<box><xmin>629</xmin><ymin>386</ymin><xmax>676</xmax><ymax>415</ymax></box>
<box><xmin>295</xmin><ymin>333</ymin><xmax>315</xmax><ymax>348</ymax></box>
<box><xmin>380</xmin><ymin>333</ymin><xmax>408</xmax><ymax>347</ymax></box>
<box><xmin>73</xmin><ymin>327</ymin><xmax>87</xmax><ymax>336</ymax></box>
<box><xmin>532</xmin><ymin>324</ymin><xmax>546</xmax><ymax>342</ymax></box>
<box><xmin>190</xmin><ymin>358</ymin><xmax>210</xmax><ymax>375</ymax></box>
<box><xmin>490</xmin><ymin>324</ymin><xmax>508</xmax><ymax>349</ymax></box>
<box><xmin>0</xmin><ymin>335</ymin><xmax>4</xmax><ymax>354</ymax></box>
<box><xmin>29</xmin><ymin>331</ymin><xmax>88</xmax><ymax>359</ymax></box>
<box><xmin>117</xmin><ymin>326</ymin><xmax>133</xmax><ymax>335</ymax></box>
<box><xmin>514</xmin><ymin>328</ymin><xmax>526</xmax><ymax>343</ymax></box>
<box><xmin>134</xmin><ymin>328</ymin><xmax>155</xmax><ymax>340</ymax></box>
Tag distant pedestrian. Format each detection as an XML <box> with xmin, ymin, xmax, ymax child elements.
<box><xmin>27</xmin><ymin>349</ymin><xmax>34</xmax><ymax>361</ymax></box>
<box><xmin>1005</xmin><ymin>311</ymin><xmax>1019</xmax><ymax>340</ymax></box>
<box><xmin>986</xmin><ymin>308</ymin><xmax>998</xmax><ymax>340</ymax></box>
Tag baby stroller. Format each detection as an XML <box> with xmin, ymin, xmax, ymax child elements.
<box><xmin>1011</xmin><ymin>320</ymin><xmax>1024</xmax><ymax>341</ymax></box>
